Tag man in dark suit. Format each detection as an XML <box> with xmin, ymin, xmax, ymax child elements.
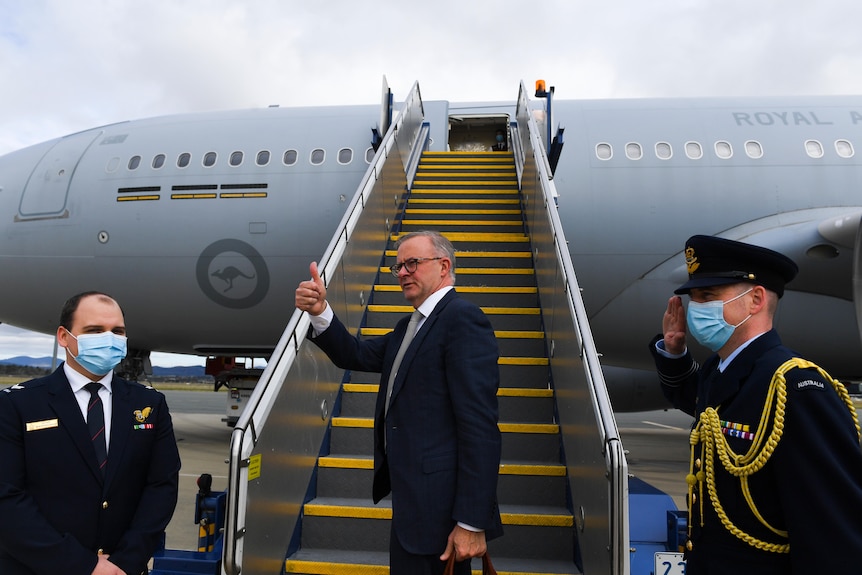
<box><xmin>0</xmin><ymin>292</ymin><xmax>181</xmax><ymax>575</ymax></box>
<box><xmin>295</xmin><ymin>230</ymin><xmax>502</xmax><ymax>575</ymax></box>
<box><xmin>649</xmin><ymin>235</ymin><xmax>862</xmax><ymax>574</ymax></box>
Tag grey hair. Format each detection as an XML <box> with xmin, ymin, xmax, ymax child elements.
<box><xmin>395</xmin><ymin>230</ymin><xmax>456</xmax><ymax>283</ymax></box>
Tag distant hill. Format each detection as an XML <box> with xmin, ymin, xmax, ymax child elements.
<box><xmin>0</xmin><ymin>356</ymin><xmax>207</xmax><ymax>378</ymax></box>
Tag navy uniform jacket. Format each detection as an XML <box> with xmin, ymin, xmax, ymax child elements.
<box><xmin>0</xmin><ymin>366</ymin><xmax>181</xmax><ymax>575</ymax></box>
<box><xmin>650</xmin><ymin>330</ymin><xmax>862</xmax><ymax>574</ymax></box>
<box><xmin>311</xmin><ymin>289</ymin><xmax>503</xmax><ymax>554</ymax></box>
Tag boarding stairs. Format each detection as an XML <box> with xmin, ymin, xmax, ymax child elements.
<box><xmin>283</xmin><ymin>151</ymin><xmax>577</xmax><ymax>574</ymax></box>
<box><xmin>214</xmin><ymin>82</ymin><xmax>629</xmax><ymax>575</ymax></box>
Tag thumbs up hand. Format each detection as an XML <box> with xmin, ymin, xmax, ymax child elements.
<box><xmin>295</xmin><ymin>261</ymin><xmax>328</xmax><ymax>316</ymax></box>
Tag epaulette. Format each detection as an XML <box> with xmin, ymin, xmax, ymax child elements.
<box><xmin>2</xmin><ymin>383</ymin><xmax>31</xmax><ymax>394</ymax></box>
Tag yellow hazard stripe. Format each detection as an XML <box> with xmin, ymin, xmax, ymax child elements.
<box><xmin>406</xmin><ymin>198</ymin><xmax>520</xmax><ymax>205</ymax></box>
<box><xmin>342</xmin><ymin>383</ymin><xmax>552</xmax><ymax>398</ymax></box>
<box><xmin>384</xmin><ymin>249</ymin><xmax>531</xmax><ymax>258</ymax></box>
<box><xmin>398</xmin><ymin>219</ymin><xmax>523</xmax><ymax>227</ymax></box>
<box><xmin>405</xmin><ymin>209</ymin><xmax>522</xmax><ymax>215</ymax></box>
<box><xmin>409</xmin><ymin>191</ymin><xmax>519</xmax><ymax>197</ymax></box>
<box><xmin>332</xmin><ymin>418</ymin><xmax>557</xmax><ymax>434</ymax></box>
<box><xmin>366</xmin><ymin>305</ymin><xmax>539</xmax><ymax>314</ymax></box>
<box><xmin>319</xmin><ymin>456</ymin><xmax>565</xmax><ymax>478</ymax></box>
<box><xmin>303</xmin><ymin>503</ymin><xmax>571</xmax><ymax>527</ymax></box>
<box><xmin>378</xmin><ymin>266</ymin><xmax>533</xmax><ymax>275</ymax></box>
<box><xmin>391</xmin><ymin>232</ymin><xmax>528</xmax><ymax>242</ymax></box>
<box><xmin>499</xmin><ymin>357</ymin><xmax>549</xmax><ymax>366</ymax></box>
<box><xmin>116</xmin><ymin>195</ymin><xmax>160</xmax><ymax>202</ymax></box>
<box><xmin>373</xmin><ymin>285</ymin><xmax>537</xmax><ymax>293</ymax></box>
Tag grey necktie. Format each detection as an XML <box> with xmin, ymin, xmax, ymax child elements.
<box><xmin>385</xmin><ymin>310</ymin><xmax>422</xmax><ymax>415</ymax></box>
<box><xmin>85</xmin><ymin>382</ymin><xmax>108</xmax><ymax>476</ymax></box>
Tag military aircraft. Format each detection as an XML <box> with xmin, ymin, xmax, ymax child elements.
<box><xmin>2</xmin><ymin>80</ymin><xmax>861</xmax><ymax>411</ymax></box>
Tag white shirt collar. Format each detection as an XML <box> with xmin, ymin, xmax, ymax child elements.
<box><xmin>415</xmin><ymin>285</ymin><xmax>454</xmax><ymax>319</ymax></box>
<box><xmin>63</xmin><ymin>362</ymin><xmax>114</xmax><ymax>393</ymax></box>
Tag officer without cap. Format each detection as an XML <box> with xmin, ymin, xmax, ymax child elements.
<box><xmin>649</xmin><ymin>234</ymin><xmax>862</xmax><ymax>574</ymax></box>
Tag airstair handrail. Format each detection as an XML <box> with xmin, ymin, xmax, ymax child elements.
<box><xmin>222</xmin><ymin>81</ymin><xmax>426</xmax><ymax>575</ymax></box>
<box><xmin>516</xmin><ymin>81</ymin><xmax>630</xmax><ymax>575</ymax></box>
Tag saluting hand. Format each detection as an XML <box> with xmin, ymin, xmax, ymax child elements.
<box><xmin>662</xmin><ymin>296</ymin><xmax>687</xmax><ymax>355</ymax></box>
<box><xmin>295</xmin><ymin>261</ymin><xmax>328</xmax><ymax>316</ymax></box>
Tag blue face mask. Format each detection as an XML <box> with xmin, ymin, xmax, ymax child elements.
<box><xmin>66</xmin><ymin>330</ymin><xmax>127</xmax><ymax>375</ymax></box>
<box><xmin>496</xmin><ymin>134</ymin><xmax>504</xmax><ymax>143</ymax></box>
<box><xmin>686</xmin><ymin>288</ymin><xmax>753</xmax><ymax>352</ymax></box>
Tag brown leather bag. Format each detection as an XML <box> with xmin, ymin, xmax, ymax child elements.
<box><xmin>443</xmin><ymin>553</ymin><xmax>497</xmax><ymax>575</ymax></box>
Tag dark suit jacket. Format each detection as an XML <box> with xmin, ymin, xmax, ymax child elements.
<box><xmin>650</xmin><ymin>330</ymin><xmax>862</xmax><ymax>574</ymax></box>
<box><xmin>312</xmin><ymin>289</ymin><xmax>503</xmax><ymax>554</ymax></box>
<box><xmin>0</xmin><ymin>366</ymin><xmax>181</xmax><ymax>575</ymax></box>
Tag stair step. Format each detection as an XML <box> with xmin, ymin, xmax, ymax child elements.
<box><xmin>285</xmin><ymin>549</ymin><xmax>578</xmax><ymax>575</ymax></box>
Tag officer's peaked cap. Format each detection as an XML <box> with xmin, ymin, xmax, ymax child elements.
<box><xmin>675</xmin><ymin>235</ymin><xmax>798</xmax><ymax>298</ymax></box>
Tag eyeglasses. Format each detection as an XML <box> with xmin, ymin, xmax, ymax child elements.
<box><xmin>389</xmin><ymin>257</ymin><xmax>442</xmax><ymax>276</ymax></box>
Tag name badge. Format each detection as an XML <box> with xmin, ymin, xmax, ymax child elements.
<box><xmin>26</xmin><ymin>418</ymin><xmax>59</xmax><ymax>432</ymax></box>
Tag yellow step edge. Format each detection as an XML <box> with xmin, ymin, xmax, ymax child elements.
<box><xmin>499</xmin><ymin>357</ymin><xmax>549</xmax><ymax>366</ymax></box>
<box><xmin>384</xmin><ymin>250</ymin><xmax>532</xmax><ymax>258</ymax></box>
<box><xmin>398</xmin><ymin>219</ymin><xmax>523</xmax><ymax>227</ymax></box>
<box><xmin>410</xmin><ymin>189</ymin><xmax>519</xmax><ymax>198</ymax></box>
<box><xmin>374</xmin><ymin>285</ymin><xmax>537</xmax><ymax>293</ymax></box>
<box><xmin>422</xmin><ymin>151</ymin><xmax>514</xmax><ymax>156</ymax></box>
<box><xmin>390</xmin><ymin>232</ymin><xmax>529</xmax><ymax>242</ymax></box>
<box><xmin>406</xmin><ymin>199</ymin><xmax>520</xmax><ymax>205</ymax></box>
<box><xmin>377</xmin><ymin>266</ymin><xmax>534</xmax><ymax>275</ymax></box>
<box><xmin>333</xmin><ymin>418</ymin><xmax>558</xmax><ymax>435</ymax></box>
<box><xmin>366</xmin><ymin>305</ymin><xmax>540</xmax><ymax>314</ymax></box>
<box><xmin>303</xmin><ymin>503</ymin><xmax>572</xmax><ymax>527</ymax></box>
<box><xmin>319</xmin><ymin>456</ymin><xmax>565</xmax><ymax>477</ymax></box>
<box><xmin>342</xmin><ymin>384</ymin><xmax>552</xmax><ymax>398</ymax></box>
<box><xmin>360</xmin><ymin>327</ymin><xmax>543</xmax><ymax>338</ymax></box>
<box><xmin>415</xmin><ymin>171</ymin><xmax>516</xmax><ymax>177</ymax></box>
<box><xmin>284</xmin><ymin>560</ymin><xmax>388</xmax><ymax>575</ymax></box>
<box><xmin>405</xmin><ymin>209</ymin><xmax>522</xmax><ymax>215</ymax></box>
<box><xmin>285</xmin><ymin>559</ymin><xmax>573</xmax><ymax>575</ymax></box>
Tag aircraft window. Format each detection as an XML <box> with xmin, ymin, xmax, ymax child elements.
<box><xmin>836</xmin><ymin>140</ymin><xmax>855</xmax><ymax>158</ymax></box>
<box><xmin>655</xmin><ymin>142</ymin><xmax>672</xmax><ymax>160</ymax></box>
<box><xmin>177</xmin><ymin>153</ymin><xmax>191</xmax><ymax>168</ymax></box>
<box><xmin>685</xmin><ymin>141</ymin><xmax>703</xmax><ymax>160</ymax></box>
<box><xmin>745</xmin><ymin>141</ymin><xmax>763</xmax><ymax>159</ymax></box>
<box><xmin>714</xmin><ymin>141</ymin><xmax>733</xmax><ymax>159</ymax></box>
<box><xmin>338</xmin><ymin>148</ymin><xmax>353</xmax><ymax>165</ymax></box>
<box><xmin>625</xmin><ymin>143</ymin><xmax>642</xmax><ymax>160</ymax></box>
<box><xmin>128</xmin><ymin>155</ymin><xmax>141</xmax><ymax>170</ymax></box>
<box><xmin>595</xmin><ymin>143</ymin><xmax>613</xmax><ymax>160</ymax></box>
<box><xmin>805</xmin><ymin>140</ymin><xmax>824</xmax><ymax>159</ymax></box>
<box><xmin>203</xmin><ymin>152</ymin><xmax>217</xmax><ymax>167</ymax></box>
<box><xmin>283</xmin><ymin>149</ymin><xmax>298</xmax><ymax>165</ymax></box>
<box><xmin>256</xmin><ymin>150</ymin><xmax>271</xmax><ymax>166</ymax></box>
<box><xmin>152</xmin><ymin>154</ymin><xmax>166</xmax><ymax>169</ymax></box>
<box><xmin>365</xmin><ymin>147</ymin><xmax>375</xmax><ymax>164</ymax></box>
<box><xmin>229</xmin><ymin>151</ymin><xmax>243</xmax><ymax>167</ymax></box>
<box><xmin>310</xmin><ymin>148</ymin><xmax>325</xmax><ymax>165</ymax></box>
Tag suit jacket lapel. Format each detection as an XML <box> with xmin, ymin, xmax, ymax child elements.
<box><xmin>388</xmin><ymin>290</ymin><xmax>456</xmax><ymax>407</ymax></box>
<box><xmin>46</xmin><ymin>370</ymin><xmax>104</xmax><ymax>483</ymax></box>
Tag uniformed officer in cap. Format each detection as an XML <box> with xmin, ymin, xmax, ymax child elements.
<box><xmin>650</xmin><ymin>235</ymin><xmax>862</xmax><ymax>574</ymax></box>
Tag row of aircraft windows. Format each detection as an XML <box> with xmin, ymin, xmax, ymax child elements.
<box><xmin>116</xmin><ymin>147</ymin><xmax>377</xmax><ymax>172</ymax></box>
<box><xmin>595</xmin><ymin>139</ymin><xmax>856</xmax><ymax>161</ymax></box>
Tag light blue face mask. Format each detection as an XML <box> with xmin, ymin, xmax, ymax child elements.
<box><xmin>686</xmin><ymin>288</ymin><xmax>753</xmax><ymax>352</ymax></box>
<box><xmin>66</xmin><ymin>329</ymin><xmax>128</xmax><ymax>375</ymax></box>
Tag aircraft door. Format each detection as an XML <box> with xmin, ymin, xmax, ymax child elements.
<box><xmin>17</xmin><ymin>131</ymin><xmax>102</xmax><ymax>220</ymax></box>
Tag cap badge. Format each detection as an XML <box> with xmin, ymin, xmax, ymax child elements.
<box><xmin>685</xmin><ymin>247</ymin><xmax>700</xmax><ymax>275</ymax></box>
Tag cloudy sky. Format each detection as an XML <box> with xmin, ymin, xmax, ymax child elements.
<box><xmin>2</xmin><ymin>0</ymin><xmax>862</xmax><ymax>364</ymax></box>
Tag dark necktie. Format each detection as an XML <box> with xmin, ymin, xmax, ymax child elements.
<box><xmin>85</xmin><ymin>382</ymin><xmax>108</xmax><ymax>476</ymax></box>
<box><xmin>385</xmin><ymin>310</ymin><xmax>422</xmax><ymax>416</ymax></box>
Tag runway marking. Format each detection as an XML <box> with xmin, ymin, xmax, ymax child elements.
<box><xmin>642</xmin><ymin>420</ymin><xmax>688</xmax><ymax>431</ymax></box>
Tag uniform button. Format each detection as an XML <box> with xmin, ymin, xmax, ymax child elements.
<box><xmin>686</xmin><ymin>540</ymin><xmax>693</xmax><ymax>551</ymax></box>
<box><xmin>97</xmin><ymin>548</ymin><xmax>104</xmax><ymax>555</ymax></box>
<box><xmin>695</xmin><ymin>458</ymin><xmax>702</xmax><ymax>469</ymax></box>
<box><xmin>102</xmin><ymin>501</ymin><xmax>109</xmax><ymax>509</ymax></box>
